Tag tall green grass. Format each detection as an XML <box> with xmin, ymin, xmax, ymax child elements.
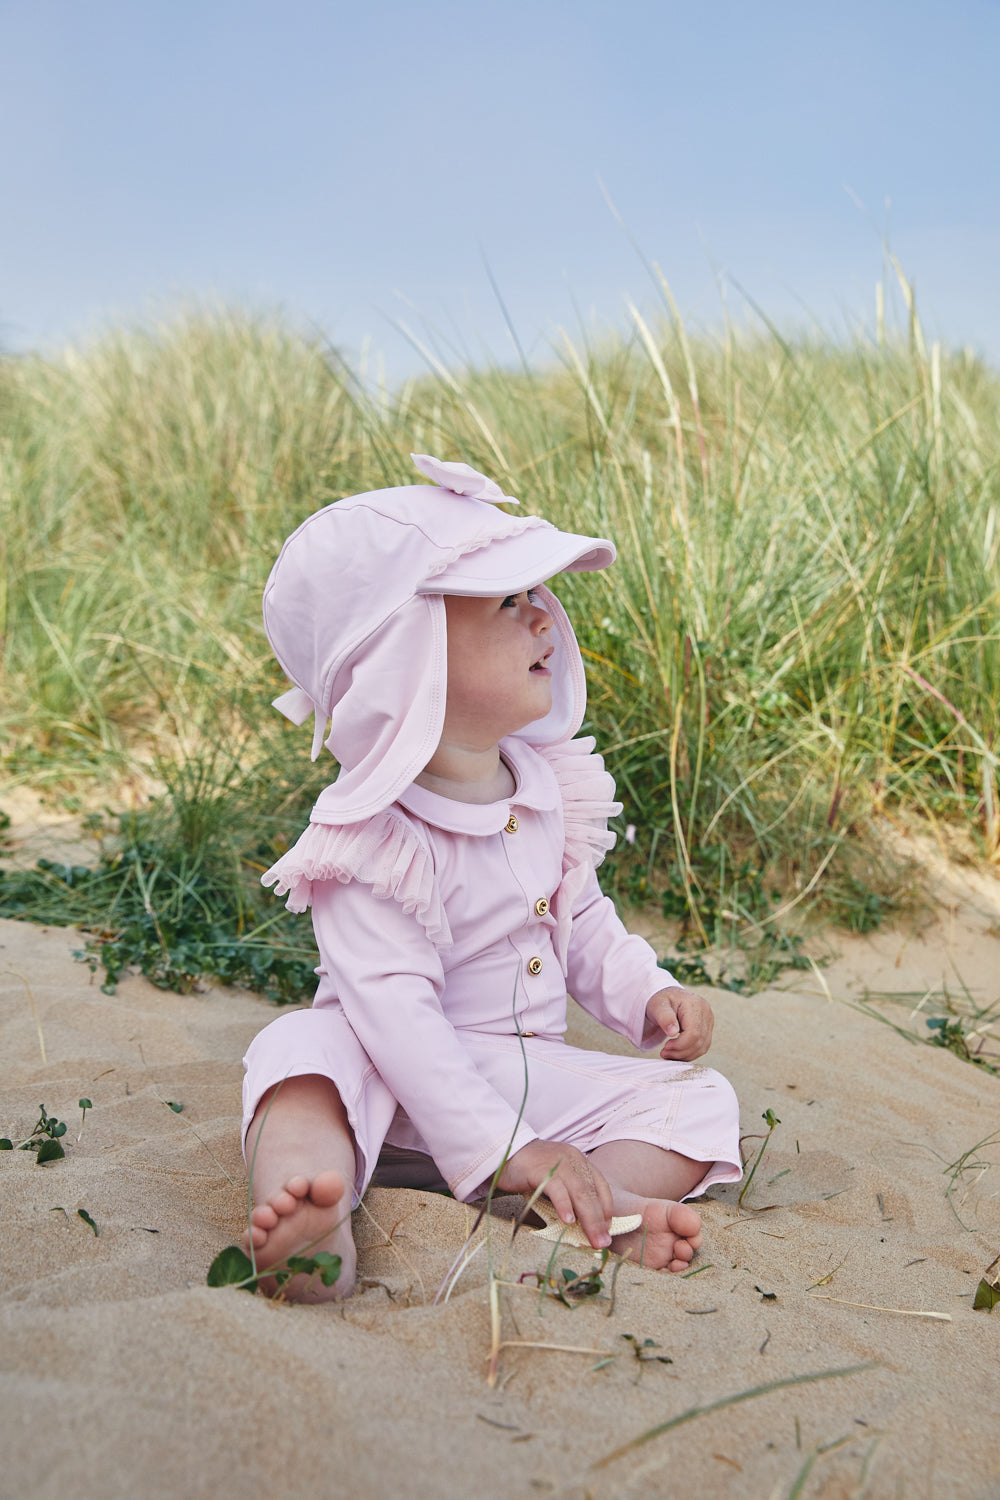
<box><xmin>2</xmin><ymin>286</ymin><xmax>999</xmax><ymax>965</ymax></box>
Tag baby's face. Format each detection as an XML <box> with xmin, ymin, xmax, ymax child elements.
<box><xmin>442</xmin><ymin>588</ymin><xmax>554</xmax><ymax>743</ymax></box>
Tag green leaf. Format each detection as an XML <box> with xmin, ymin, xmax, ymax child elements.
<box><xmin>0</xmin><ymin>1139</ymin><xmax>12</xmax><ymax>1150</ymax></box>
<box><xmin>79</xmin><ymin>1098</ymin><xmax>92</xmax><ymax>1110</ymax></box>
<box><xmin>206</xmin><ymin>1245</ymin><xmax>257</xmax><ymax>1290</ymax></box>
<box><xmin>52</xmin><ymin>1122</ymin><xmax>67</xmax><ymax>1137</ymax></box>
<box><xmin>973</xmin><ymin>1278</ymin><xmax>1000</xmax><ymax>1312</ymax></box>
<box><xmin>311</xmin><ymin>1252</ymin><xmax>342</xmax><ymax>1287</ymax></box>
<box><xmin>166</xmin><ymin>1101</ymin><xmax>184</xmax><ymax>1113</ymax></box>
<box><xmin>284</xmin><ymin>1255</ymin><xmax>316</xmax><ymax>1277</ymax></box>
<box><xmin>77</xmin><ymin>1208</ymin><xmax>99</xmax><ymax>1236</ymax></box>
<box><xmin>282</xmin><ymin>1252</ymin><xmax>342</xmax><ymax>1288</ymax></box>
<box><xmin>36</xmin><ymin>1139</ymin><xmax>65</xmax><ymax>1164</ymax></box>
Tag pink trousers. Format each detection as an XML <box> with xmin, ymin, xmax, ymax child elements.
<box><xmin>242</xmin><ymin>1006</ymin><xmax>742</xmax><ymax>1205</ymax></box>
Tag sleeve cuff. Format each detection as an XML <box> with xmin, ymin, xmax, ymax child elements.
<box><xmin>451</xmin><ymin>1122</ymin><xmax>539</xmax><ymax>1204</ymax></box>
<box><xmin>634</xmin><ymin>965</ymin><xmax>678</xmax><ymax>1051</ymax></box>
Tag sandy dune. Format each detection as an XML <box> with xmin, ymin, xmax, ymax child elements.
<box><xmin>1</xmin><ymin>856</ymin><xmax>998</xmax><ymax>1497</ymax></box>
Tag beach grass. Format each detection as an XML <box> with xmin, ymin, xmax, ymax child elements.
<box><xmin>2</xmin><ymin>285</ymin><xmax>998</xmax><ymax>993</ymax></box>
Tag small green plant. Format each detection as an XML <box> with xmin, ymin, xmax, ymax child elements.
<box><xmin>206</xmin><ymin>1243</ymin><xmax>342</xmax><ymax>1294</ymax></box>
<box><xmin>621</xmin><ymin>1333</ymin><xmax>674</xmax><ymax>1376</ymax></box>
<box><xmin>738</xmin><ymin>1109</ymin><xmax>782</xmax><ymax>1209</ymax></box>
<box><xmin>973</xmin><ymin>1253</ymin><xmax>1000</xmax><ymax>1312</ymax></box>
<box><xmin>925</xmin><ymin>1015</ymin><xmax>998</xmax><ymax>1074</ymax></box>
<box><xmin>520</xmin><ymin>1250</ymin><xmax>610</xmax><ymax>1308</ymax></box>
<box><xmin>0</xmin><ymin>1103</ymin><xmax>70</xmax><ymax>1162</ymax></box>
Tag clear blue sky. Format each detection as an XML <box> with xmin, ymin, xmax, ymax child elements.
<box><xmin>2</xmin><ymin>0</ymin><xmax>998</xmax><ymax>378</ymax></box>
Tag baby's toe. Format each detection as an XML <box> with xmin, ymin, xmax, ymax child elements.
<box><xmin>309</xmin><ymin>1170</ymin><xmax>347</xmax><ymax>1207</ymax></box>
<box><xmin>672</xmin><ymin>1203</ymin><xmax>702</xmax><ymax>1237</ymax></box>
<box><xmin>270</xmin><ymin>1188</ymin><xmax>301</xmax><ymax>1217</ymax></box>
<box><xmin>250</xmin><ymin>1202</ymin><xmax>279</xmax><ymax>1231</ymax></box>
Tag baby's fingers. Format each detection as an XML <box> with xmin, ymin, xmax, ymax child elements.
<box><xmin>542</xmin><ymin>1177</ymin><xmax>576</xmax><ymax>1227</ymax></box>
<box><xmin>659</xmin><ymin>1033</ymin><xmax>699</xmax><ymax>1061</ymax></box>
<box><xmin>561</xmin><ymin>1162</ymin><xmax>613</xmax><ymax>1250</ymax></box>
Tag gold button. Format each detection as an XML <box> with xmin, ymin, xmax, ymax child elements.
<box><xmin>520</xmin><ymin>1031</ymin><xmax>536</xmax><ymax>1038</ymax></box>
<box><xmin>504</xmin><ymin>814</ymin><xmax>518</xmax><ymax>834</ymax></box>
<box><xmin>534</xmin><ymin>896</ymin><xmax>550</xmax><ymax>917</ymax></box>
<box><xmin>527</xmin><ymin>956</ymin><xmax>543</xmax><ymax>976</ymax></box>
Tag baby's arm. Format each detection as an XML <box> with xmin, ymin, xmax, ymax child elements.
<box><xmin>564</xmin><ymin>870</ymin><xmax>715</xmax><ymax>1059</ymax></box>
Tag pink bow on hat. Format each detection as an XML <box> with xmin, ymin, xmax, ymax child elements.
<box><xmin>410</xmin><ymin>453</ymin><xmax>519</xmax><ymax>505</ymax></box>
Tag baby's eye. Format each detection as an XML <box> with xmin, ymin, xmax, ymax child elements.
<box><xmin>501</xmin><ymin>589</ymin><xmax>542</xmax><ymax>608</ymax></box>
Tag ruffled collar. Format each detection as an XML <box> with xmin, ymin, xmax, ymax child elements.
<box><xmin>395</xmin><ymin>737</ymin><xmax>559</xmax><ymax>835</ymax></box>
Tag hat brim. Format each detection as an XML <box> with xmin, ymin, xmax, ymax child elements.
<box><xmin>415</xmin><ymin>527</ymin><xmax>616</xmax><ymax>597</ymax></box>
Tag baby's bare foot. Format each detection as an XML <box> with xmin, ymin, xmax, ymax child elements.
<box><xmin>242</xmin><ymin>1170</ymin><xmax>356</xmax><ymax>1302</ymax></box>
<box><xmin>610</xmin><ymin>1197</ymin><xmax>702</xmax><ymax>1273</ymax></box>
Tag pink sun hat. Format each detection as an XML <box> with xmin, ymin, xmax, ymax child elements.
<box><xmin>262</xmin><ymin>453</ymin><xmax>616</xmax><ymax>826</ymax></box>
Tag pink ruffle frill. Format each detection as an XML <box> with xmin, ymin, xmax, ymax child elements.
<box><xmin>260</xmin><ymin>736</ymin><xmax>621</xmax><ymax>960</ymax></box>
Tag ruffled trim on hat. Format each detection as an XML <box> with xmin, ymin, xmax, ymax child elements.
<box><xmin>422</xmin><ymin>514</ymin><xmax>554</xmax><ymax>581</ymax></box>
<box><xmin>260</xmin><ymin>810</ymin><xmax>452</xmax><ymax>947</ymax></box>
<box><xmin>535</xmin><ymin>736</ymin><xmax>622</xmax><ymax>966</ymax></box>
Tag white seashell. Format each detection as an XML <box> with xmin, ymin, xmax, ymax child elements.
<box><xmin>527</xmin><ymin>1196</ymin><xmax>643</xmax><ymax>1248</ymax></box>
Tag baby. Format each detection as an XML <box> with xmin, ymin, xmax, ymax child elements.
<box><xmin>240</xmin><ymin>455</ymin><xmax>741</xmax><ymax>1300</ymax></box>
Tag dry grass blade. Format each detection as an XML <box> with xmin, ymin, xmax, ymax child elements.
<box><xmin>590</xmin><ymin>1363</ymin><xmax>876</xmax><ymax>1470</ymax></box>
<box><xmin>486</xmin><ymin>1274</ymin><xmax>502</xmax><ymax>1387</ymax></box>
<box><xmin>489</xmin><ymin>1339</ymin><xmax>609</xmax><ymax>1360</ymax></box>
<box><xmin>2</xmin><ymin>969</ymin><xmax>47</xmax><ymax>1063</ymax></box>
<box><xmin>810</xmin><ymin>1294</ymin><xmax>951</xmax><ymax>1321</ymax></box>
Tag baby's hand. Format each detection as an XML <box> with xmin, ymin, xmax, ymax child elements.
<box><xmin>497</xmin><ymin>1139</ymin><xmax>614</xmax><ymax>1249</ymax></box>
<box><xmin>647</xmin><ymin>986</ymin><xmax>715</xmax><ymax>1061</ymax></box>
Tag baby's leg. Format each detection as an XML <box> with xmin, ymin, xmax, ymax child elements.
<box><xmin>587</xmin><ymin>1140</ymin><xmax>705</xmax><ymax>1273</ymax></box>
<box><xmin>243</xmin><ymin>1074</ymin><xmax>358</xmax><ymax>1301</ymax></box>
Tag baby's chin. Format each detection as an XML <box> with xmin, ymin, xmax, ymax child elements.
<box><xmin>507</xmin><ymin>695</ymin><xmax>554</xmax><ymax>737</ymax></box>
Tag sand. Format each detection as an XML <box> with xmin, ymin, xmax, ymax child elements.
<box><xmin>1</xmin><ymin>829</ymin><xmax>999</xmax><ymax>1498</ymax></box>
